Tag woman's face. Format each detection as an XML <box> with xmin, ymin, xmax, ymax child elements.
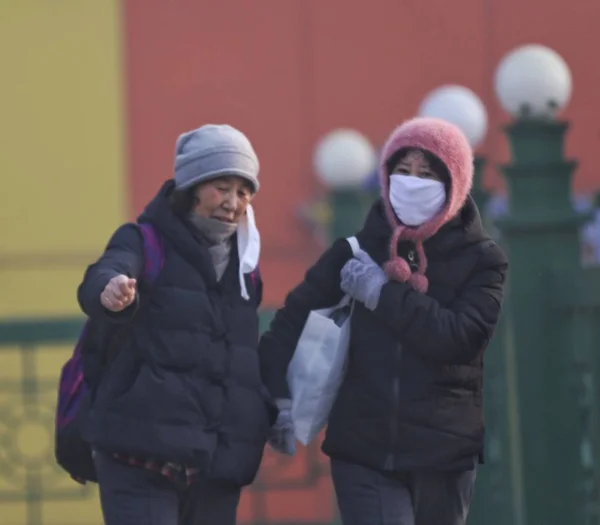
<box><xmin>192</xmin><ymin>176</ymin><xmax>253</xmax><ymax>223</ymax></box>
<box><xmin>391</xmin><ymin>149</ymin><xmax>443</xmax><ymax>182</ymax></box>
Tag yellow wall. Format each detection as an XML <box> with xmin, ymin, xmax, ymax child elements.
<box><xmin>0</xmin><ymin>0</ymin><xmax>126</xmax><ymax>317</ymax></box>
<box><xmin>0</xmin><ymin>2</ymin><xmax>126</xmax><ymax>523</ymax></box>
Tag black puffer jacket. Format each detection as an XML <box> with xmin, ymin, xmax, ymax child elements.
<box><xmin>78</xmin><ymin>181</ymin><xmax>277</xmax><ymax>486</ymax></box>
<box><xmin>259</xmin><ymin>197</ymin><xmax>507</xmax><ymax>472</ymax></box>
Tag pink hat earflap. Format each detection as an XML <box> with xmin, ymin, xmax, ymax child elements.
<box><xmin>384</xmin><ymin>258</ymin><xmax>412</xmax><ymax>283</ymax></box>
<box><xmin>384</xmin><ymin>226</ymin><xmax>411</xmax><ymax>283</ymax></box>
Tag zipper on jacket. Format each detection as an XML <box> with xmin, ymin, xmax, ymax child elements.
<box><xmin>407</xmin><ymin>249</ymin><xmax>418</xmax><ymax>271</ymax></box>
<box><xmin>384</xmin><ymin>247</ymin><xmax>415</xmax><ymax>470</ymax></box>
<box><xmin>384</xmin><ymin>342</ymin><xmax>403</xmax><ymax>470</ymax></box>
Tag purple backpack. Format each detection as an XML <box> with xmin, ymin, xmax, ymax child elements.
<box><xmin>55</xmin><ymin>224</ymin><xmax>165</xmax><ymax>483</ymax></box>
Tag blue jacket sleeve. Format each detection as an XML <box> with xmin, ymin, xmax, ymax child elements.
<box><xmin>77</xmin><ymin>223</ymin><xmax>145</xmax><ymax>323</ymax></box>
<box><xmin>258</xmin><ymin>239</ymin><xmax>353</xmax><ymax>399</ymax></box>
<box><xmin>372</xmin><ymin>242</ymin><xmax>508</xmax><ymax>364</ymax></box>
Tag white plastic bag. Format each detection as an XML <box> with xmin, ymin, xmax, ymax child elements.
<box><xmin>287</xmin><ymin>236</ymin><xmax>360</xmax><ymax>445</ymax></box>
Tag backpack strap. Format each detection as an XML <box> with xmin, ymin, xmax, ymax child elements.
<box><xmin>138</xmin><ymin>223</ymin><xmax>165</xmax><ymax>283</ymax></box>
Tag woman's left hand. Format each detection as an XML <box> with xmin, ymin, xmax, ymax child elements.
<box><xmin>268</xmin><ymin>399</ymin><xmax>296</xmax><ymax>456</ymax></box>
<box><xmin>340</xmin><ymin>250</ymin><xmax>388</xmax><ymax>310</ymax></box>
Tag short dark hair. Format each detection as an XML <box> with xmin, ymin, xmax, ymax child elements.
<box><xmin>170</xmin><ymin>187</ymin><xmax>195</xmax><ymax>218</ymax></box>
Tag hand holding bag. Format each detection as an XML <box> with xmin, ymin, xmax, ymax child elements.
<box><xmin>287</xmin><ymin>236</ymin><xmax>360</xmax><ymax>445</ymax></box>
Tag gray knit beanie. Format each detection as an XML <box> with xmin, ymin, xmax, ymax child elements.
<box><xmin>173</xmin><ymin>124</ymin><xmax>260</xmax><ymax>192</ymax></box>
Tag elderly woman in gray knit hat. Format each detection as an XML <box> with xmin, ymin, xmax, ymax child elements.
<box><xmin>77</xmin><ymin>124</ymin><xmax>286</xmax><ymax>525</ymax></box>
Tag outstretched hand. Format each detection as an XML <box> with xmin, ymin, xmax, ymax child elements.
<box><xmin>100</xmin><ymin>275</ymin><xmax>137</xmax><ymax>312</ymax></box>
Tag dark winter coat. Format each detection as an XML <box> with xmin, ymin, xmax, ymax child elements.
<box><xmin>78</xmin><ymin>181</ymin><xmax>277</xmax><ymax>487</ymax></box>
<box><xmin>259</xmin><ymin>196</ymin><xmax>507</xmax><ymax>473</ymax></box>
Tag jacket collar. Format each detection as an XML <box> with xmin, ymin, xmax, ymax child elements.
<box><xmin>137</xmin><ymin>180</ymin><xmax>220</xmax><ymax>287</ymax></box>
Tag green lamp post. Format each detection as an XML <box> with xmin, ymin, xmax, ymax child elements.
<box><xmin>419</xmin><ymin>84</ymin><xmax>513</xmax><ymax>525</ymax></box>
<box><xmin>313</xmin><ymin>128</ymin><xmax>377</xmax><ymax>241</ymax></box>
<box><xmin>495</xmin><ymin>44</ymin><xmax>589</xmax><ymax>525</ymax></box>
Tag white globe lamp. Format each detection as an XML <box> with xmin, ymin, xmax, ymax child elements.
<box><xmin>495</xmin><ymin>44</ymin><xmax>572</xmax><ymax>119</ymax></box>
<box><xmin>418</xmin><ymin>85</ymin><xmax>488</xmax><ymax>149</ymax></box>
<box><xmin>313</xmin><ymin>129</ymin><xmax>376</xmax><ymax>189</ymax></box>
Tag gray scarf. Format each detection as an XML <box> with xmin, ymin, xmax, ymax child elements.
<box><xmin>188</xmin><ymin>213</ymin><xmax>236</xmax><ymax>281</ymax></box>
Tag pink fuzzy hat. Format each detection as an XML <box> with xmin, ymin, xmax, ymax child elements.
<box><xmin>379</xmin><ymin>117</ymin><xmax>473</xmax><ymax>293</ymax></box>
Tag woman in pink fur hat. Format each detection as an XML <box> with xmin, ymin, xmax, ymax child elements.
<box><xmin>259</xmin><ymin>117</ymin><xmax>508</xmax><ymax>525</ymax></box>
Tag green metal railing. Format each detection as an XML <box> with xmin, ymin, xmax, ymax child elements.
<box><xmin>0</xmin><ymin>318</ymin><xmax>94</xmax><ymax>525</ymax></box>
<box><xmin>555</xmin><ymin>267</ymin><xmax>600</xmax><ymax>524</ymax></box>
<box><xmin>468</xmin><ymin>264</ymin><xmax>600</xmax><ymax>525</ymax></box>
<box><xmin>0</xmin><ymin>312</ymin><xmax>339</xmax><ymax>525</ymax></box>
<box><xmin>466</xmin><ymin>310</ymin><xmax>516</xmax><ymax>525</ymax></box>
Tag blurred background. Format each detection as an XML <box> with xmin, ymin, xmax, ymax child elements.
<box><xmin>2</xmin><ymin>1</ymin><xmax>600</xmax><ymax>524</ymax></box>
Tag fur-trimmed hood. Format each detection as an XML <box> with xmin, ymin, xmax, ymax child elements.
<box><xmin>378</xmin><ymin>117</ymin><xmax>474</xmax><ymax>293</ymax></box>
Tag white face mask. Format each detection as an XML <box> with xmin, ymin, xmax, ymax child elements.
<box><xmin>389</xmin><ymin>175</ymin><xmax>446</xmax><ymax>226</ymax></box>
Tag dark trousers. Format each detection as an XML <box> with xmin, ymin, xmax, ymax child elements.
<box><xmin>331</xmin><ymin>459</ymin><xmax>476</xmax><ymax>525</ymax></box>
<box><xmin>94</xmin><ymin>451</ymin><xmax>241</xmax><ymax>525</ymax></box>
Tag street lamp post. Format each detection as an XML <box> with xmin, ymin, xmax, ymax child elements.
<box><xmin>313</xmin><ymin>128</ymin><xmax>376</xmax><ymax>241</ymax></box>
<box><xmin>419</xmin><ymin>86</ymin><xmax>513</xmax><ymax>525</ymax></box>
<box><xmin>494</xmin><ymin>44</ymin><xmax>590</xmax><ymax>525</ymax></box>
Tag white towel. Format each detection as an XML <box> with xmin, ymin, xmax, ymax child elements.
<box><xmin>237</xmin><ymin>204</ymin><xmax>261</xmax><ymax>299</ymax></box>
